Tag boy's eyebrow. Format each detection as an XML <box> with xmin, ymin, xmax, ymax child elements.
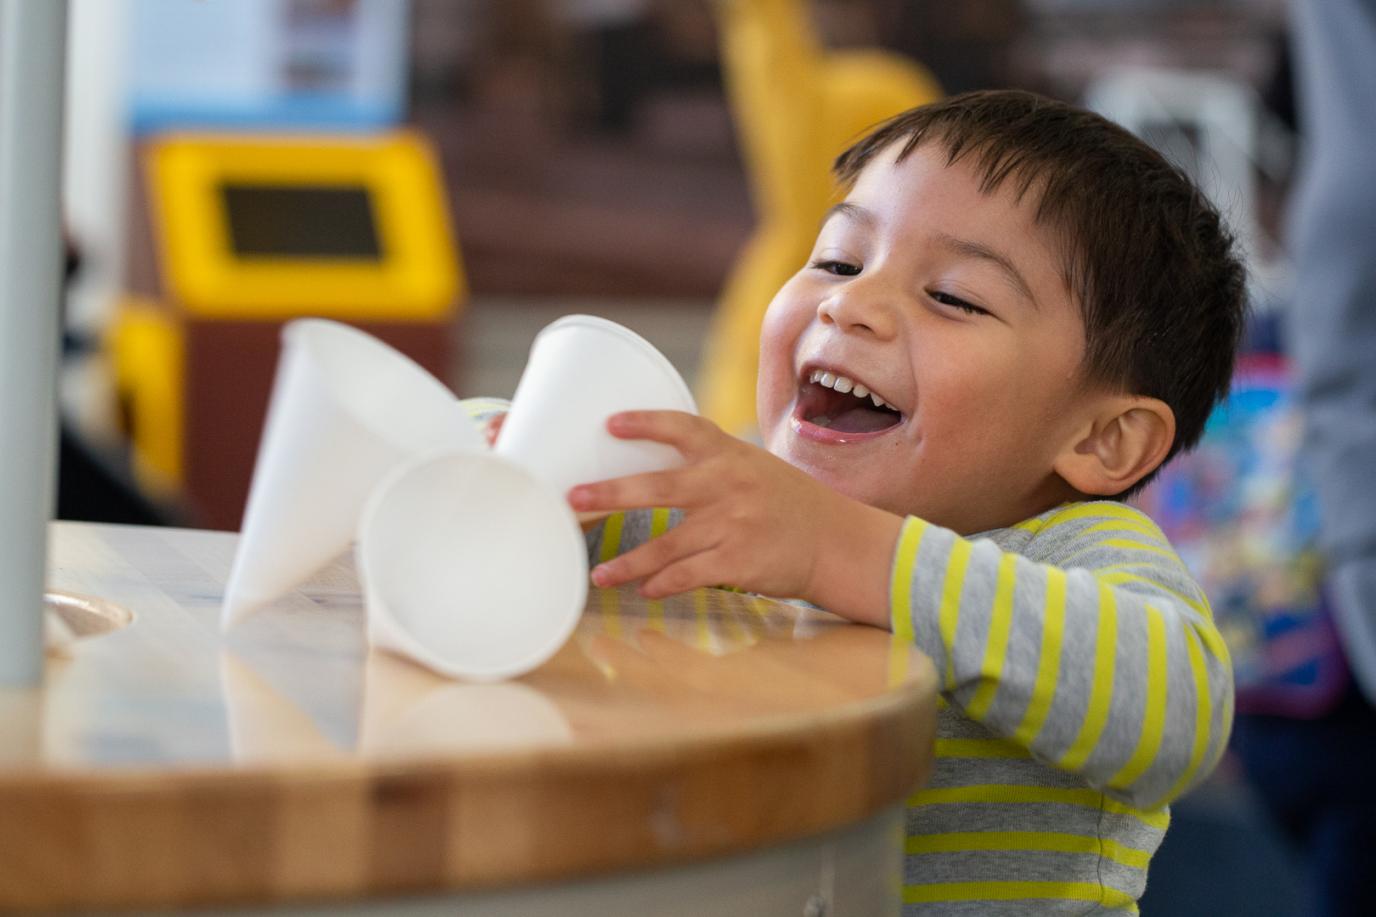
<box><xmin>820</xmin><ymin>201</ymin><xmax>877</xmax><ymax>229</ymax></box>
<box><xmin>934</xmin><ymin>232</ymin><xmax>1038</xmax><ymax>308</ymax></box>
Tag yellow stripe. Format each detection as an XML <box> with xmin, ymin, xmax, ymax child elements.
<box><xmin>938</xmin><ymin>537</ymin><xmax>974</xmax><ymax>691</ymax></box>
<box><xmin>1101</xmin><ymin>839</ymin><xmax>1153</xmax><ymax>872</ymax></box>
<box><xmin>598</xmin><ymin>512</ymin><xmax>626</xmax><ymax>564</ymax></box>
<box><xmin>1013</xmin><ymin>514</ymin><xmax>1050</xmax><ymax>535</ymax></box>
<box><xmin>1064</xmin><ymin>537</ymin><xmax>1183</xmax><ymax>567</ymax></box>
<box><xmin>595</xmin><ymin>514</ymin><xmax>627</xmax><ymax>637</ymax></box>
<box><xmin>1160</xmin><ymin>627</ymin><xmax>1212</xmax><ymax>804</ymax></box>
<box><xmin>1079</xmin><ymin>520</ymin><xmax>1167</xmax><ymax>542</ymax></box>
<box><xmin>889</xmin><ymin>518</ymin><xmax>927</xmax><ymax>646</ymax></box>
<box><xmin>694</xmin><ymin>588</ymin><xmax>712</xmax><ymax>651</ymax></box>
<box><xmin>1110</xmin><ymin>604</ymin><xmax>1168</xmax><ymax>789</ymax></box>
<box><xmin>597</xmin><ymin>585</ymin><xmax>622</xmax><ymax>637</ymax></box>
<box><xmin>907</xmin><ymin>785</ymin><xmax>1170</xmax><ymax>830</ymax></box>
<box><xmin>903</xmin><ymin>880</ymin><xmax>1137</xmax><ymax>910</ymax></box>
<box><xmin>1013</xmin><ymin>567</ymin><xmax>1067</xmax><ymax>747</ymax></box>
<box><xmin>1098</xmin><ymin>570</ymin><xmax>1208</xmax><ymax>616</ymax></box>
<box><xmin>1195</xmin><ymin>615</ymin><xmax>1233</xmax><ymax>678</ymax></box>
<box><xmin>906</xmin><ymin>831</ymin><xmax>1151</xmax><ymax>870</ymax></box>
<box><xmin>1039</xmin><ymin>501</ymin><xmax>1156</xmax><ymax>533</ymax></box>
<box><xmin>1096</xmin><ymin>538</ymin><xmax>1183</xmax><ymax>561</ymax></box>
<box><xmin>1059</xmin><ymin>581</ymin><xmax>1117</xmax><ymax>771</ymax></box>
<box><xmin>649</xmin><ymin>507</ymin><xmax>672</xmax><ymax>539</ymax></box>
<box><xmin>1096</xmin><ymin>560</ymin><xmax>1177</xmax><ymax>575</ymax></box>
<box><xmin>966</xmin><ymin>551</ymin><xmax>1018</xmax><ymax>720</ymax></box>
<box><xmin>935</xmin><ymin>738</ymin><xmax>1029</xmax><ymax>759</ymax></box>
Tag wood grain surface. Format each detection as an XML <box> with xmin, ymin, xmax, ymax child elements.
<box><xmin>0</xmin><ymin>522</ymin><xmax>937</xmax><ymax>911</ymax></box>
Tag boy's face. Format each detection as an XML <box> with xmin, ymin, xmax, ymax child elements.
<box><xmin>757</xmin><ymin>142</ymin><xmax>1099</xmax><ymax>534</ymax></box>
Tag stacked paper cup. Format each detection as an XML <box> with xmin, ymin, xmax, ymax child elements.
<box><xmin>222</xmin><ymin>315</ymin><xmax>696</xmax><ymax>682</ymax></box>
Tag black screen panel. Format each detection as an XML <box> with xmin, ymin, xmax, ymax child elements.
<box><xmin>221</xmin><ymin>184</ymin><xmax>382</xmax><ymax>259</ymax></box>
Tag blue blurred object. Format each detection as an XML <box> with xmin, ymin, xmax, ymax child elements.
<box><xmin>128</xmin><ymin>0</ymin><xmax>408</xmax><ymax>134</ymax></box>
<box><xmin>1136</xmin><ymin>311</ymin><xmax>1349</xmax><ymax>719</ymax></box>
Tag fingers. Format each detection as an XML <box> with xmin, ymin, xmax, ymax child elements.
<box><xmin>569</xmin><ymin>466</ymin><xmax>700</xmax><ymax>514</ymax></box>
<box><xmin>591</xmin><ymin>523</ymin><xmax>717</xmax><ymax>589</ymax></box>
<box><xmin>605</xmin><ymin>411</ymin><xmax>725</xmax><ymax>461</ymax></box>
<box><xmin>638</xmin><ymin>551</ymin><xmax>732</xmax><ymax>599</ymax></box>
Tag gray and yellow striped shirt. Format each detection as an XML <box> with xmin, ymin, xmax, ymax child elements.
<box><xmin>589</xmin><ymin>500</ymin><xmax>1233</xmax><ymax>915</ymax></box>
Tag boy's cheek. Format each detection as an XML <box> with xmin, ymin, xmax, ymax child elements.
<box><xmin>758</xmin><ymin>276</ymin><xmax>811</xmax><ymax>351</ymax></box>
<box><xmin>754</xmin><ymin>343</ymin><xmax>792</xmax><ymax>430</ymax></box>
<box><xmin>758</xmin><ymin>294</ymin><xmax>810</xmax><ymax>380</ymax></box>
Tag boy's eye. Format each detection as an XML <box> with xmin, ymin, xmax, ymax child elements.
<box><xmin>930</xmin><ymin>290</ymin><xmax>989</xmax><ymax>316</ymax></box>
<box><xmin>810</xmin><ymin>259</ymin><xmax>861</xmax><ymax>277</ymax></box>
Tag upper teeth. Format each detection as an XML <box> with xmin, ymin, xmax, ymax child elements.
<box><xmin>810</xmin><ymin>369</ymin><xmax>893</xmax><ymax>409</ymax></box>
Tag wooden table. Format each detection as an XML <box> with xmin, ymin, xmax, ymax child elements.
<box><xmin>0</xmin><ymin>522</ymin><xmax>938</xmax><ymax>915</ymax></box>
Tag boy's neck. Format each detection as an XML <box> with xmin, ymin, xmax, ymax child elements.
<box><xmin>944</xmin><ymin>473</ymin><xmax>1085</xmax><ymax>537</ymax></box>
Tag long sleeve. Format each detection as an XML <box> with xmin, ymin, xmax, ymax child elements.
<box><xmin>1287</xmin><ymin>0</ymin><xmax>1376</xmax><ymax>703</ymax></box>
<box><xmin>585</xmin><ymin>507</ymin><xmax>683</xmax><ymax>568</ymax></box>
<box><xmin>891</xmin><ymin>500</ymin><xmax>1234</xmax><ymax>811</ymax></box>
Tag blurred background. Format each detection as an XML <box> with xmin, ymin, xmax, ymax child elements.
<box><xmin>51</xmin><ymin>1</ymin><xmax>1326</xmax><ymax>913</ymax></box>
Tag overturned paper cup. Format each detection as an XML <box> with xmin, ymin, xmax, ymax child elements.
<box><xmin>222</xmin><ymin>320</ymin><xmax>482</xmax><ymax>628</ymax></box>
<box><xmin>495</xmin><ymin>315</ymin><xmax>697</xmax><ymax>500</ymax></box>
<box><xmin>357</xmin><ymin>450</ymin><xmax>588</xmax><ymax>682</ymax></box>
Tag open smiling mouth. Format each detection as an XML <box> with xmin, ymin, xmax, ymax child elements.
<box><xmin>793</xmin><ymin>368</ymin><xmax>903</xmax><ymax>438</ymax></box>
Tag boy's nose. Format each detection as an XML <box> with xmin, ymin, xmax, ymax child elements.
<box><xmin>816</xmin><ymin>280</ymin><xmax>899</xmax><ymax>340</ymax></box>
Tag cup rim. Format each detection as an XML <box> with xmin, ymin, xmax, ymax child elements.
<box><xmin>357</xmin><ymin>449</ymin><xmax>588</xmax><ymax>682</ymax></box>
<box><xmin>535</xmin><ymin>314</ymin><xmax>697</xmax><ymax>414</ymax></box>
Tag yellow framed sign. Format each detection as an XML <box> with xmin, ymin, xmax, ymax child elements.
<box><xmin>147</xmin><ymin>131</ymin><xmax>462</xmax><ymax>320</ymax></box>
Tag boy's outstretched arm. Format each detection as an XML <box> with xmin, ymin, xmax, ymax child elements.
<box><xmin>568</xmin><ymin>410</ymin><xmax>905</xmax><ymax>625</ymax></box>
<box><xmin>578</xmin><ymin>411</ymin><xmax>1234</xmax><ymax>812</ymax></box>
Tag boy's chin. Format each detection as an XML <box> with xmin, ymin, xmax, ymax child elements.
<box><xmin>772</xmin><ymin>449</ymin><xmax>918</xmax><ymax>516</ymax></box>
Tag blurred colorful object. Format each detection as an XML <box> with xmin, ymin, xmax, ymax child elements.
<box><xmin>1136</xmin><ymin>353</ymin><xmax>1348</xmax><ymax>717</ymax></box>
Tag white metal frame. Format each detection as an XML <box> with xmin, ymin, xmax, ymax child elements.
<box><xmin>0</xmin><ymin>0</ymin><xmax>68</xmax><ymax>685</ymax></box>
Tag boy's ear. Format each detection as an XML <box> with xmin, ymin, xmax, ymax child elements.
<box><xmin>1053</xmin><ymin>396</ymin><xmax>1176</xmax><ymax>497</ymax></box>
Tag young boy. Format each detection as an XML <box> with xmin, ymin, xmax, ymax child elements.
<box><xmin>550</xmin><ymin>90</ymin><xmax>1241</xmax><ymax>913</ymax></box>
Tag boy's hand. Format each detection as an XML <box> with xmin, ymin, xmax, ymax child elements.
<box><xmin>567</xmin><ymin>411</ymin><xmax>902</xmax><ymax>627</ymax></box>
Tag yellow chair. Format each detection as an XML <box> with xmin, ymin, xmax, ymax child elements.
<box><xmin>107</xmin><ymin>297</ymin><xmax>183</xmax><ymax>496</ymax></box>
<box><xmin>699</xmin><ymin>0</ymin><xmax>941</xmax><ymax>436</ymax></box>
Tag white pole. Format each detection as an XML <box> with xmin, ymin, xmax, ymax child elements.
<box><xmin>0</xmin><ymin>0</ymin><xmax>69</xmax><ymax>686</ymax></box>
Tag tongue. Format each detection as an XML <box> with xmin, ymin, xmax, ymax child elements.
<box><xmin>828</xmin><ymin>405</ymin><xmax>899</xmax><ymax>433</ymax></box>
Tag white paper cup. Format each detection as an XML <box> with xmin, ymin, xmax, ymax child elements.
<box><xmin>357</xmin><ymin>450</ymin><xmax>587</xmax><ymax>682</ymax></box>
<box><xmin>222</xmin><ymin>319</ymin><xmax>483</xmax><ymax>628</ymax></box>
<box><xmin>495</xmin><ymin>315</ymin><xmax>697</xmax><ymax>501</ymax></box>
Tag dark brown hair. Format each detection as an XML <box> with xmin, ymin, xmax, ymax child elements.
<box><xmin>834</xmin><ymin>90</ymin><xmax>1247</xmax><ymax>494</ymax></box>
